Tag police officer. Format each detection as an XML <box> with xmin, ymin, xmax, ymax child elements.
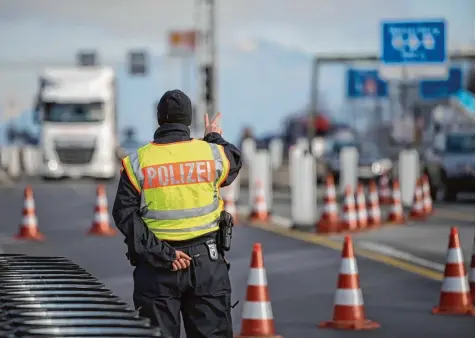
<box><xmin>112</xmin><ymin>89</ymin><xmax>242</xmax><ymax>338</ymax></box>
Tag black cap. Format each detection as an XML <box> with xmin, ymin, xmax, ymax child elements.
<box><xmin>157</xmin><ymin>89</ymin><xmax>192</xmax><ymax>126</ymax></box>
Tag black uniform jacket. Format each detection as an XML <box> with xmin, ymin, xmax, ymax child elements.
<box><xmin>112</xmin><ymin>123</ymin><xmax>242</xmax><ymax>268</ymax></box>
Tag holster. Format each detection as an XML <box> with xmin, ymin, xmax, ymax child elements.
<box><xmin>217</xmin><ymin>210</ymin><xmax>234</xmax><ymax>271</ymax></box>
<box><xmin>217</xmin><ymin>210</ymin><xmax>234</xmax><ymax>252</ymax></box>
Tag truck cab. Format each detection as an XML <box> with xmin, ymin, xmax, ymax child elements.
<box><xmin>34</xmin><ymin>67</ymin><xmax>117</xmax><ymax>180</ymax></box>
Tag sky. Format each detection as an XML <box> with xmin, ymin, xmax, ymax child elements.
<box><xmin>0</xmin><ymin>0</ymin><xmax>474</xmax><ymax>143</ymax></box>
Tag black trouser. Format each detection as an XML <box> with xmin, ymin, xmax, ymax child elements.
<box><xmin>133</xmin><ymin>236</ymin><xmax>233</xmax><ymax>338</ymax></box>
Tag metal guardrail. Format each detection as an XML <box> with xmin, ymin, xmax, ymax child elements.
<box><xmin>0</xmin><ymin>254</ymin><xmax>167</xmax><ymax>337</ymax></box>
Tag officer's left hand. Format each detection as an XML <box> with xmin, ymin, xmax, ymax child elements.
<box><xmin>171</xmin><ymin>250</ymin><xmax>191</xmax><ymax>271</ymax></box>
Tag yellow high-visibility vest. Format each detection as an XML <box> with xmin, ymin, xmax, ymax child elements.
<box><xmin>121</xmin><ymin>140</ymin><xmax>230</xmax><ymax>241</ymax></box>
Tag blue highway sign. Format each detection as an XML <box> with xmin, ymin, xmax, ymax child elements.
<box><xmin>419</xmin><ymin>67</ymin><xmax>462</xmax><ymax>100</ymax></box>
<box><xmin>381</xmin><ymin>20</ymin><xmax>446</xmax><ymax>64</ymax></box>
<box><xmin>347</xmin><ymin>69</ymin><xmax>388</xmax><ymax>98</ymax></box>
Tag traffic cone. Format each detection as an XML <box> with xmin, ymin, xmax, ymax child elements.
<box><xmin>319</xmin><ymin>235</ymin><xmax>380</xmax><ymax>330</ymax></box>
<box><xmin>88</xmin><ymin>185</ymin><xmax>116</xmax><ymax>236</ymax></box>
<box><xmin>249</xmin><ymin>180</ymin><xmax>269</xmax><ymax>222</ymax></box>
<box><xmin>468</xmin><ymin>240</ymin><xmax>475</xmax><ymax>305</ymax></box>
<box><xmin>317</xmin><ymin>175</ymin><xmax>340</xmax><ymax>233</ymax></box>
<box><xmin>355</xmin><ymin>184</ymin><xmax>368</xmax><ymax>230</ymax></box>
<box><xmin>421</xmin><ymin>174</ymin><xmax>433</xmax><ymax>215</ymax></box>
<box><xmin>432</xmin><ymin>227</ymin><xmax>474</xmax><ymax>315</ymax></box>
<box><xmin>378</xmin><ymin>173</ymin><xmax>392</xmax><ymax>205</ymax></box>
<box><xmin>15</xmin><ymin>186</ymin><xmax>45</xmax><ymax>240</ymax></box>
<box><xmin>340</xmin><ymin>186</ymin><xmax>358</xmax><ymax>232</ymax></box>
<box><xmin>387</xmin><ymin>180</ymin><xmax>405</xmax><ymax>224</ymax></box>
<box><xmin>223</xmin><ymin>194</ymin><xmax>237</xmax><ymax>224</ymax></box>
<box><xmin>367</xmin><ymin>180</ymin><xmax>381</xmax><ymax>227</ymax></box>
<box><xmin>236</xmin><ymin>243</ymin><xmax>282</xmax><ymax>338</ymax></box>
<box><xmin>409</xmin><ymin>178</ymin><xmax>426</xmax><ymax>221</ymax></box>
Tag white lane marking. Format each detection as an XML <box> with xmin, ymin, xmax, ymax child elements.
<box><xmin>270</xmin><ymin>215</ymin><xmax>292</xmax><ymax>229</ymax></box>
<box><xmin>358</xmin><ymin>241</ymin><xmax>445</xmax><ymax>272</ymax></box>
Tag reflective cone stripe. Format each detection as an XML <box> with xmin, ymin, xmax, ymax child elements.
<box><xmin>237</xmin><ymin>243</ymin><xmax>282</xmax><ymax>338</ymax></box>
<box><xmin>378</xmin><ymin>173</ymin><xmax>392</xmax><ymax>204</ymax></box>
<box><xmin>88</xmin><ymin>185</ymin><xmax>116</xmax><ymax>236</ymax></box>
<box><xmin>249</xmin><ymin>180</ymin><xmax>269</xmax><ymax>222</ymax></box>
<box><xmin>224</xmin><ymin>195</ymin><xmax>237</xmax><ymax>222</ymax></box>
<box><xmin>469</xmin><ymin>244</ymin><xmax>475</xmax><ymax>305</ymax></box>
<box><xmin>387</xmin><ymin>180</ymin><xmax>405</xmax><ymax>224</ymax></box>
<box><xmin>317</xmin><ymin>175</ymin><xmax>340</xmax><ymax>233</ymax></box>
<box><xmin>367</xmin><ymin>180</ymin><xmax>381</xmax><ymax>226</ymax></box>
<box><xmin>340</xmin><ymin>186</ymin><xmax>357</xmax><ymax>232</ymax></box>
<box><xmin>355</xmin><ymin>184</ymin><xmax>368</xmax><ymax>229</ymax></box>
<box><xmin>15</xmin><ymin>186</ymin><xmax>45</xmax><ymax>240</ymax></box>
<box><xmin>319</xmin><ymin>235</ymin><xmax>380</xmax><ymax>330</ymax></box>
<box><xmin>409</xmin><ymin>179</ymin><xmax>426</xmax><ymax>220</ymax></box>
<box><xmin>421</xmin><ymin>175</ymin><xmax>433</xmax><ymax>215</ymax></box>
<box><xmin>432</xmin><ymin>227</ymin><xmax>474</xmax><ymax>315</ymax></box>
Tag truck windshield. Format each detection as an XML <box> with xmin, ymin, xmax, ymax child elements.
<box><xmin>44</xmin><ymin>102</ymin><xmax>104</xmax><ymax>123</ymax></box>
<box><xmin>445</xmin><ymin>133</ymin><xmax>475</xmax><ymax>154</ymax></box>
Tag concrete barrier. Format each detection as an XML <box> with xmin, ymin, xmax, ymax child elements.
<box><xmin>21</xmin><ymin>146</ymin><xmax>42</xmax><ymax>177</ymax></box>
<box><xmin>291</xmin><ymin>152</ymin><xmax>317</xmax><ymax>228</ymax></box>
<box><xmin>249</xmin><ymin>150</ymin><xmax>272</xmax><ymax>212</ymax></box>
<box><xmin>398</xmin><ymin>149</ymin><xmax>420</xmax><ymax>207</ymax></box>
<box><xmin>339</xmin><ymin>147</ymin><xmax>358</xmax><ymax>194</ymax></box>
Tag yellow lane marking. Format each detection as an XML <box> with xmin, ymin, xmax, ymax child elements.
<box><xmin>246</xmin><ymin>221</ymin><xmax>443</xmax><ymax>282</ymax></box>
<box><xmin>434</xmin><ymin>208</ymin><xmax>474</xmax><ymax>222</ymax></box>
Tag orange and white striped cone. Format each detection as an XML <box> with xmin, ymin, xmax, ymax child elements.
<box><xmin>378</xmin><ymin>173</ymin><xmax>392</xmax><ymax>205</ymax></box>
<box><xmin>468</xmin><ymin>240</ymin><xmax>475</xmax><ymax>305</ymax></box>
<box><xmin>249</xmin><ymin>180</ymin><xmax>269</xmax><ymax>222</ymax></box>
<box><xmin>236</xmin><ymin>243</ymin><xmax>282</xmax><ymax>338</ymax></box>
<box><xmin>432</xmin><ymin>227</ymin><xmax>474</xmax><ymax>315</ymax></box>
<box><xmin>15</xmin><ymin>186</ymin><xmax>45</xmax><ymax>241</ymax></box>
<box><xmin>223</xmin><ymin>195</ymin><xmax>237</xmax><ymax>224</ymax></box>
<box><xmin>367</xmin><ymin>180</ymin><xmax>381</xmax><ymax>227</ymax></box>
<box><xmin>387</xmin><ymin>180</ymin><xmax>405</xmax><ymax>224</ymax></box>
<box><xmin>317</xmin><ymin>175</ymin><xmax>340</xmax><ymax>233</ymax></box>
<box><xmin>88</xmin><ymin>185</ymin><xmax>116</xmax><ymax>236</ymax></box>
<box><xmin>409</xmin><ymin>178</ymin><xmax>426</xmax><ymax>221</ymax></box>
<box><xmin>340</xmin><ymin>186</ymin><xmax>358</xmax><ymax>232</ymax></box>
<box><xmin>421</xmin><ymin>174</ymin><xmax>433</xmax><ymax>215</ymax></box>
<box><xmin>319</xmin><ymin>235</ymin><xmax>380</xmax><ymax>330</ymax></box>
<box><xmin>355</xmin><ymin>184</ymin><xmax>368</xmax><ymax>230</ymax></box>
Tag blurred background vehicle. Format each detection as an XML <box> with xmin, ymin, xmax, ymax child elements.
<box><xmin>424</xmin><ymin>129</ymin><xmax>475</xmax><ymax>201</ymax></box>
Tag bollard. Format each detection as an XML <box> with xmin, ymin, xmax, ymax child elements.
<box><xmin>269</xmin><ymin>138</ymin><xmax>283</xmax><ymax>170</ymax></box>
<box><xmin>249</xmin><ymin>150</ymin><xmax>272</xmax><ymax>212</ymax></box>
<box><xmin>290</xmin><ymin>146</ymin><xmax>303</xmax><ymax>221</ymax></box>
<box><xmin>241</xmin><ymin>138</ymin><xmax>256</xmax><ymax>167</ymax></box>
<box><xmin>398</xmin><ymin>149</ymin><xmax>420</xmax><ymax>207</ymax></box>
<box><xmin>295</xmin><ymin>137</ymin><xmax>309</xmax><ymax>152</ymax></box>
<box><xmin>21</xmin><ymin>146</ymin><xmax>41</xmax><ymax>177</ymax></box>
<box><xmin>7</xmin><ymin>146</ymin><xmax>21</xmax><ymax>178</ymax></box>
<box><xmin>339</xmin><ymin>147</ymin><xmax>358</xmax><ymax>195</ymax></box>
<box><xmin>291</xmin><ymin>153</ymin><xmax>318</xmax><ymax>228</ymax></box>
<box><xmin>311</xmin><ymin>137</ymin><xmax>326</xmax><ymax>158</ymax></box>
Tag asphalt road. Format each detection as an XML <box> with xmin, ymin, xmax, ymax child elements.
<box><xmin>0</xmin><ymin>179</ymin><xmax>474</xmax><ymax>337</ymax></box>
<box><xmin>238</xmin><ymin>186</ymin><xmax>475</xmax><ymax>273</ymax></box>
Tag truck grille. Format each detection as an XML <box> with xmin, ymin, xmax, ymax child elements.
<box><xmin>55</xmin><ymin>147</ymin><xmax>95</xmax><ymax>165</ymax></box>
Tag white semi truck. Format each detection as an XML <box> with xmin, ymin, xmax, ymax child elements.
<box><xmin>34</xmin><ymin>67</ymin><xmax>118</xmax><ymax>180</ymax></box>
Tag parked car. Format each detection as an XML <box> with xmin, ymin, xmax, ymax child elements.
<box><xmin>424</xmin><ymin>131</ymin><xmax>475</xmax><ymax>201</ymax></box>
<box><xmin>323</xmin><ymin>141</ymin><xmax>393</xmax><ymax>183</ymax></box>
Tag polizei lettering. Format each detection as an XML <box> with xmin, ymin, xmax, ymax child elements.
<box><xmin>142</xmin><ymin>160</ymin><xmax>216</xmax><ymax>189</ymax></box>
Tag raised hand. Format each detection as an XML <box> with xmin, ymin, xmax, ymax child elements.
<box><xmin>204</xmin><ymin>112</ymin><xmax>223</xmax><ymax>137</ymax></box>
